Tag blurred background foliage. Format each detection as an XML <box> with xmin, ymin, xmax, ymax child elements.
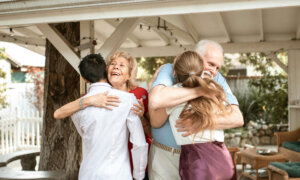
<box><xmin>0</xmin><ymin>48</ymin><xmax>8</xmax><ymax>109</ymax></box>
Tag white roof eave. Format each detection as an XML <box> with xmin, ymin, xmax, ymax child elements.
<box><xmin>0</xmin><ymin>0</ymin><xmax>299</xmax><ymax>27</ymax></box>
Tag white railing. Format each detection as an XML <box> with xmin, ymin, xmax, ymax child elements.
<box><xmin>0</xmin><ymin>108</ymin><xmax>42</xmax><ymax>154</ymax></box>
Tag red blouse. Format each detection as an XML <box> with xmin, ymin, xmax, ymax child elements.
<box><xmin>129</xmin><ymin>86</ymin><xmax>151</xmax><ymax>174</ymax></box>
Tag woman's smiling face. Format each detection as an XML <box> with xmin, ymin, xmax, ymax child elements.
<box><xmin>107</xmin><ymin>56</ymin><xmax>130</xmax><ymax>90</ymax></box>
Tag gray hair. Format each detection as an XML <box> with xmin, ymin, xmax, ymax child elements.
<box><xmin>194</xmin><ymin>40</ymin><xmax>223</xmax><ymax>57</ymax></box>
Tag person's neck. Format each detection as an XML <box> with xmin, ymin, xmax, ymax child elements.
<box><xmin>96</xmin><ymin>79</ymin><xmax>107</xmax><ymax>83</ymax></box>
<box><xmin>112</xmin><ymin>83</ymin><xmax>128</xmax><ymax>92</ymax></box>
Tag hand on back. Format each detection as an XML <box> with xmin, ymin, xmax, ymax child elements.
<box><xmin>87</xmin><ymin>91</ymin><xmax>120</xmax><ymax>110</ymax></box>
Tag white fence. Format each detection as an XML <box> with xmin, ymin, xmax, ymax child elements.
<box><xmin>0</xmin><ymin>108</ymin><xmax>42</xmax><ymax>154</ymax></box>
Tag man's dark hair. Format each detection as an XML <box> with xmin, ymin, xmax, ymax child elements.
<box><xmin>78</xmin><ymin>54</ymin><xmax>107</xmax><ymax>83</ymax></box>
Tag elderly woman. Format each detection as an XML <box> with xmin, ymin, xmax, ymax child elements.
<box><xmin>54</xmin><ymin>52</ymin><xmax>151</xmax><ymax>179</ymax></box>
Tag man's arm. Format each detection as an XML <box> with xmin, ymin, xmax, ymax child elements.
<box><xmin>149</xmin><ymin>85</ymin><xmax>205</xmax><ymax>110</ymax></box>
<box><xmin>149</xmin><ymin>105</ymin><xmax>168</xmax><ymax>128</ymax></box>
<box><xmin>54</xmin><ymin>98</ymin><xmax>81</xmax><ymax>119</ymax></box>
<box><xmin>149</xmin><ymin>64</ymin><xmax>204</xmax><ymax>110</ymax></box>
<box><xmin>53</xmin><ymin>92</ymin><xmax>120</xmax><ymax>119</ymax></box>
<box><xmin>213</xmin><ymin>73</ymin><xmax>244</xmax><ymax>128</ymax></box>
<box><xmin>214</xmin><ymin>105</ymin><xmax>244</xmax><ymax>129</ymax></box>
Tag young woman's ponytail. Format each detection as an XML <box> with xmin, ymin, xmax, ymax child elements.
<box><xmin>174</xmin><ymin>51</ymin><xmax>231</xmax><ymax>138</ymax></box>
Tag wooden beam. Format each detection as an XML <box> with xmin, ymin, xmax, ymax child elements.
<box><xmin>17</xmin><ymin>43</ymin><xmax>45</xmax><ymax>56</ymax></box>
<box><xmin>96</xmin><ymin>18</ymin><xmax>140</xmax><ymax>59</ymax></box>
<box><xmin>217</xmin><ymin>12</ymin><xmax>231</xmax><ymax>43</ymax></box>
<box><xmin>0</xmin><ymin>0</ymin><xmax>299</xmax><ymax>26</ymax></box>
<box><xmin>119</xmin><ymin>40</ymin><xmax>300</xmax><ymax>57</ymax></box>
<box><xmin>223</xmin><ymin>40</ymin><xmax>300</xmax><ymax>53</ymax></box>
<box><xmin>182</xmin><ymin>15</ymin><xmax>199</xmax><ymax>43</ymax></box>
<box><xmin>268</xmin><ymin>53</ymin><xmax>288</xmax><ymax>73</ymax></box>
<box><xmin>297</xmin><ymin>24</ymin><xmax>300</xmax><ymax>40</ymax></box>
<box><xmin>160</xmin><ymin>15</ymin><xmax>187</xmax><ymax>32</ymax></box>
<box><xmin>80</xmin><ymin>21</ymin><xmax>95</xmax><ymax>57</ymax></box>
<box><xmin>156</xmin><ymin>16</ymin><xmax>194</xmax><ymax>43</ymax></box>
<box><xmin>0</xmin><ymin>33</ymin><xmax>45</xmax><ymax>46</ymax></box>
<box><xmin>13</xmin><ymin>27</ymin><xmax>42</xmax><ymax>39</ymax></box>
<box><xmin>119</xmin><ymin>45</ymin><xmax>184</xmax><ymax>57</ymax></box>
<box><xmin>90</xmin><ymin>21</ymin><xmax>95</xmax><ymax>54</ymax></box>
<box><xmin>287</xmin><ymin>49</ymin><xmax>300</xmax><ymax>130</ymax></box>
<box><xmin>36</xmin><ymin>24</ymin><xmax>80</xmax><ymax>73</ymax></box>
<box><xmin>258</xmin><ymin>9</ymin><xmax>264</xmax><ymax>41</ymax></box>
<box><xmin>141</xmin><ymin>18</ymin><xmax>170</xmax><ymax>46</ymax></box>
<box><xmin>105</xmin><ymin>19</ymin><xmax>140</xmax><ymax>47</ymax></box>
<box><xmin>297</xmin><ymin>9</ymin><xmax>300</xmax><ymax>39</ymax></box>
<box><xmin>94</xmin><ymin>31</ymin><xmax>106</xmax><ymax>43</ymax></box>
<box><xmin>79</xmin><ymin>21</ymin><xmax>93</xmax><ymax>96</ymax></box>
<box><xmin>160</xmin><ymin>15</ymin><xmax>198</xmax><ymax>43</ymax></box>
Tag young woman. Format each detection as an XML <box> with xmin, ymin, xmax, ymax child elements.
<box><xmin>151</xmin><ymin>50</ymin><xmax>236</xmax><ymax>180</ymax></box>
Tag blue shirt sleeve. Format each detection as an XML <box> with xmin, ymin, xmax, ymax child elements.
<box><xmin>151</xmin><ymin>63</ymin><xmax>175</xmax><ymax>89</ymax></box>
<box><xmin>151</xmin><ymin>65</ymin><xmax>238</xmax><ymax>105</ymax></box>
<box><xmin>214</xmin><ymin>73</ymin><xmax>239</xmax><ymax>105</ymax></box>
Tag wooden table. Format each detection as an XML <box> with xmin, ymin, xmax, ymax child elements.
<box><xmin>239</xmin><ymin>148</ymin><xmax>286</xmax><ymax>180</ymax></box>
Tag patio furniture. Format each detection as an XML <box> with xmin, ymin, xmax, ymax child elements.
<box><xmin>275</xmin><ymin>128</ymin><xmax>300</xmax><ymax>162</ymax></box>
<box><xmin>228</xmin><ymin>147</ymin><xmax>241</xmax><ymax>165</ymax></box>
<box><xmin>0</xmin><ymin>150</ymin><xmax>65</xmax><ymax>180</ymax></box>
<box><xmin>0</xmin><ymin>150</ymin><xmax>39</xmax><ymax>170</ymax></box>
<box><xmin>0</xmin><ymin>166</ymin><xmax>65</xmax><ymax>180</ymax></box>
<box><xmin>239</xmin><ymin>148</ymin><xmax>286</xmax><ymax>180</ymax></box>
<box><xmin>268</xmin><ymin>162</ymin><xmax>300</xmax><ymax>180</ymax></box>
<box><xmin>228</xmin><ymin>147</ymin><xmax>241</xmax><ymax>179</ymax></box>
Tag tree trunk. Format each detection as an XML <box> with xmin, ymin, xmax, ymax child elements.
<box><xmin>39</xmin><ymin>22</ymin><xmax>82</xmax><ymax>180</ymax></box>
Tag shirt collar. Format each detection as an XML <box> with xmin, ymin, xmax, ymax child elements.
<box><xmin>88</xmin><ymin>82</ymin><xmax>112</xmax><ymax>92</ymax></box>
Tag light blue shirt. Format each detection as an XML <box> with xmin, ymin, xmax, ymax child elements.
<box><xmin>151</xmin><ymin>63</ymin><xmax>239</xmax><ymax>149</ymax></box>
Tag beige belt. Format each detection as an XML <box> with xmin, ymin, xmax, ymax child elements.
<box><xmin>152</xmin><ymin>140</ymin><xmax>181</xmax><ymax>154</ymax></box>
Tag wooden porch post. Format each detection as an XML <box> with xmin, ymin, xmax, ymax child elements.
<box><xmin>288</xmin><ymin>49</ymin><xmax>300</xmax><ymax>130</ymax></box>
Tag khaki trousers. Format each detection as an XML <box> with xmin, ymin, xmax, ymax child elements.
<box><xmin>148</xmin><ymin>143</ymin><xmax>181</xmax><ymax>180</ymax></box>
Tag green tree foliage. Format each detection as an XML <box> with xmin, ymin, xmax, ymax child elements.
<box><xmin>219</xmin><ymin>56</ymin><xmax>233</xmax><ymax>76</ymax></box>
<box><xmin>136</xmin><ymin>56</ymin><xmax>174</xmax><ymax>81</ymax></box>
<box><xmin>0</xmin><ymin>48</ymin><xmax>8</xmax><ymax>109</ymax></box>
<box><xmin>233</xmin><ymin>87</ymin><xmax>261</xmax><ymax>126</ymax></box>
<box><xmin>238</xmin><ymin>52</ymin><xmax>288</xmax><ymax>124</ymax></box>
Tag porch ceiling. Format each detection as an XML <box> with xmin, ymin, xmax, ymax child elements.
<box><xmin>0</xmin><ymin>0</ymin><xmax>299</xmax><ymax>57</ymax></box>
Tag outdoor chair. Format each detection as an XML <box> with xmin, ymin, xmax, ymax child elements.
<box><xmin>275</xmin><ymin>128</ymin><xmax>300</xmax><ymax>162</ymax></box>
<box><xmin>268</xmin><ymin>162</ymin><xmax>300</xmax><ymax>180</ymax></box>
<box><xmin>0</xmin><ymin>150</ymin><xmax>65</xmax><ymax>180</ymax></box>
<box><xmin>228</xmin><ymin>146</ymin><xmax>241</xmax><ymax>179</ymax></box>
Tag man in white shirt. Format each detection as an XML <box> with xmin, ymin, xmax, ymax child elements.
<box><xmin>71</xmin><ymin>54</ymin><xmax>148</xmax><ymax>180</ymax></box>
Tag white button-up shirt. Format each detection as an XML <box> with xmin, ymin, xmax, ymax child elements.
<box><xmin>71</xmin><ymin>82</ymin><xmax>148</xmax><ymax>180</ymax></box>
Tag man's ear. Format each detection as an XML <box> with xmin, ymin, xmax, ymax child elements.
<box><xmin>173</xmin><ymin>71</ymin><xmax>176</xmax><ymax>78</ymax></box>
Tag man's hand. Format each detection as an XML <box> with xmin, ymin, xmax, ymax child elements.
<box><xmin>86</xmin><ymin>91</ymin><xmax>120</xmax><ymax>110</ymax></box>
<box><xmin>175</xmin><ymin>118</ymin><xmax>200</xmax><ymax>137</ymax></box>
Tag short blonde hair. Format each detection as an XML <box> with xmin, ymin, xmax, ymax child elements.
<box><xmin>107</xmin><ymin>52</ymin><xmax>138</xmax><ymax>90</ymax></box>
